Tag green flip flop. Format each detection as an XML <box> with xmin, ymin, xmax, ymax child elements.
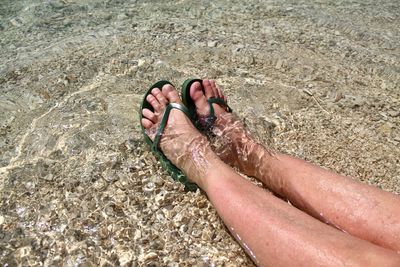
<box><xmin>140</xmin><ymin>80</ymin><xmax>198</xmax><ymax>192</ymax></box>
<box><xmin>181</xmin><ymin>78</ymin><xmax>232</xmax><ymax>132</ymax></box>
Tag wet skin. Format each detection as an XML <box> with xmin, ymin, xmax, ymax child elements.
<box><xmin>141</xmin><ymin>82</ymin><xmax>400</xmax><ymax>266</ymax></box>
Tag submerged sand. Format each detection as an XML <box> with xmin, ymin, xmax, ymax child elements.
<box><xmin>0</xmin><ymin>0</ymin><xmax>399</xmax><ymax>265</ymax></box>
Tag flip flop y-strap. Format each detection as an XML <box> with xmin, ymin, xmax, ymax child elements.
<box><xmin>152</xmin><ymin>102</ymin><xmax>190</xmax><ymax>152</ymax></box>
<box><xmin>207</xmin><ymin>97</ymin><xmax>233</xmax><ymax>120</ymax></box>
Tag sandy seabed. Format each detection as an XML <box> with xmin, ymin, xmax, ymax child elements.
<box><xmin>0</xmin><ymin>0</ymin><xmax>399</xmax><ymax>266</ymax></box>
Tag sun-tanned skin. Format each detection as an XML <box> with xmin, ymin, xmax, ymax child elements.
<box><xmin>189</xmin><ymin>79</ymin><xmax>400</xmax><ymax>253</ymax></box>
<box><xmin>141</xmin><ymin>82</ymin><xmax>400</xmax><ymax>266</ymax></box>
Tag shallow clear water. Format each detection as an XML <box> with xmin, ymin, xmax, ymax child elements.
<box><xmin>1</xmin><ymin>0</ymin><xmax>399</xmax><ymax>266</ymax></box>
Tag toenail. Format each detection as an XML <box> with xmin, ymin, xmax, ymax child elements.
<box><xmin>152</xmin><ymin>88</ymin><xmax>160</xmax><ymax>94</ymax></box>
<box><xmin>163</xmin><ymin>84</ymin><xmax>173</xmax><ymax>90</ymax></box>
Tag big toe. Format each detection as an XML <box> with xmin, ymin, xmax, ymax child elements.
<box><xmin>190</xmin><ymin>81</ymin><xmax>209</xmax><ymax>116</ymax></box>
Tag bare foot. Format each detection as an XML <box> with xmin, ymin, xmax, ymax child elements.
<box><xmin>141</xmin><ymin>83</ymin><xmax>219</xmax><ymax>189</ymax></box>
<box><xmin>189</xmin><ymin>79</ymin><xmax>270</xmax><ymax>177</ymax></box>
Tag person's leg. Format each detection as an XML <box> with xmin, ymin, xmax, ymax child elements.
<box><xmin>204</xmin><ymin>161</ymin><xmax>400</xmax><ymax>267</ymax></box>
<box><xmin>141</xmin><ymin>84</ymin><xmax>400</xmax><ymax>266</ymax></box>
<box><xmin>189</xmin><ymin>79</ymin><xmax>400</xmax><ymax>252</ymax></box>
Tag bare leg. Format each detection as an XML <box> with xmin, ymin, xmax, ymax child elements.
<box><xmin>204</xmin><ymin>161</ymin><xmax>400</xmax><ymax>267</ymax></box>
<box><xmin>189</xmin><ymin>79</ymin><xmax>400</xmax><ymax>252</ymax></box>
<box><xmin>141</xmin><ymin>84</ymin><xmax>400</xmax><ymax>266</ymax></box>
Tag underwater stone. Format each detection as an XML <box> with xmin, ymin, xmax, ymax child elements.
<box><xmin>143</xmin><ymin>182</ymin><xmax>156</xmax><ymax>193</ymax></box>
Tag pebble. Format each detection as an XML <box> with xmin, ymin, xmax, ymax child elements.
<box><xmin>275</xmin><ymin>58</ymin><xmax>283</xmax><ymax>69</ymax></box>
<box><xmin>379</xmin><ymin>123</ymin><xmax>393</xmax><ymax>135</ymax></box>
<box><xmin>334</xmin><ymin>92</ymin><xmax>343</xmax><ymax>102</ymax></box>
<box><xmin>154</xmin><ymin>192</ymin><xmax>166</xmax><ymax>205</ymax></box>
<box><xmin>303</xmin><ymin>88</ymin><xmax>313</xmax><ymax>96</ymax></box>
<box><xmin>151</xmin><ymin>175</ymin><xmax>164</xmax><ymax>186</ymax></box>
<box><xmin>49</xmin><ymin>0</ymin><xmax>65</xmax><ymax>9</ymax></box>
<box><xmin>207</xmin><ymin>40</ymin><xmax>218</xmax><ymax>47</ymax></box>
<box><xmin>349</xmin><ymin>96</ymin><xmax>364</xmax><ymax>108</ymax></box>
<box><xmin>103</xmin><ymin>169</ymin><xmax>117</xmax><ymax>182</ymax></box>
<box><xmin>10</xmin><ymin>18</ymin><xmax>22</xmax><ymax>27</ymax></box>
<box><xmin>117</xmin><ymin>13</ymin><xmax>128</xmax><ymax>20</ymax></box>
<box><xmin>232</xmin><ymin>44</ymin><xmax>245</xmax><ymax>52</ymax></box>
<box><xmin>143</xmin><ymin>252</ymin><xmax>158</xmax><ymax>261</ymax></box>
<box><xmin>179</xmin><ymin>224</ymin><xmax>188</xmax><ymax>233</ymax></box>
<box><xmin>65</xmin><ymin>74</ymin><xmax>77</xmax><ymax>83</ymax></box>
<box><xmin>118</xmin><ymin>251</ymin><xmax>134</xmax><ymax>266</ymax></box>
<box><xmin>143</xmin><ymin>182</ymin><xmax>156</xmax><ymax>193</ymax></box>
<box><xmin>388</xmin><ymin>110</ymin><xmax>400</xmax><ymax>117</ymax></box>
<box><xmin>42</xmin><ymin>173</ymin><xmax>54</xmax><ymax>181</ymax></box>
<box><xmin>15</xmin><ymin>246</ymin><xmax>31</xmax><ymax>258</ymax></box>
<box><xmin>134</xmin><ymin>229</ymin><xmax>141</xmax><ymax>240</ymax></box>
<box><xmin>25</xmin><ymin>182</ymin><xmax>36</xmax><ymax>190</ymax></box>
<box><xmin>93</xmin><ymin>179</ymin><xmax>107</xmax><ymax>190</ymax></box>
<box><xmin>137</xmin><ymin>59</ymin><xmax>146</xmax><ymax>67</ymax></box>
<box><xmin>379</xmin><ymin>112</ymin><xmax>388</xmax><ymax>120</ymax></box>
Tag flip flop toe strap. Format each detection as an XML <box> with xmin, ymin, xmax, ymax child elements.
<box><xmin>208</xmin><ymin>97</ymin><xmax>232</xmax><ymax>116</ymax></box>
<box><xmin>151</xmin><ymin>102</ymin><xmax>191</xmax><ymax>152</ymax></box>
<box><xmin>200</xmin><ymin>97</ymin><xmax>232</xmax><ymax>131</ymax></box>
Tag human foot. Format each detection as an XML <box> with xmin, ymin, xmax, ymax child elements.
<box><xmin>141</xmin><ymin>83</ymin><xmax>219</xmax><ymax>189</ymax></box>
<box><xmin>189</xmin><ymin>79</ymin><xmax>270</xmax><ymax>177</ymax></box>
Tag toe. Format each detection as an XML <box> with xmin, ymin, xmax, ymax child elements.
<box><xmin>141</xmin><ymin>118</ymin><xmax>153</xmax><ymax>129</ymax></box>
<box><xmin>152</xmin><ymin>88</ymin><xmax>168</xmax><ymax>106</ymax></box>
<box><xmin>190</xmin><ymin>81</ymin><xmax>209</xmax><ymax>115</ymax></box>
<box><xmin>146</xmin><ymin>94</ymin><xmax>161</xmax><ymax>112</ymax></box>
<box><xmin>142</xmin><ymin>108</ymin><xmax>156</xmax><ymax>123</ymax></box>
<box><xmin>202</xmin><ymin>79</ymin><xmax>215</xmax><ymax>98</ymax></box>
<box><xmin>162</xmin><ymin>84</ymin><xmax>182</xmax><ymax>104</ymax></box>
<box><xmin>217</xmin><ymin>87</ymin><xmax>224</xmax><ymax>100</ymax></box>
<box><xmin>217</xmin><ymin>88</ymin><xmax>222</xmax><ymax>99</ymax></box>
<box><xmin>210</xmin><ymin>80</ymin><xmax>220</xmax><ymax>98</ymax></box>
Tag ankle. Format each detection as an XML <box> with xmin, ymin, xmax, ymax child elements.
<box><xmin>178</xmin><ymin>139</ymin><xmax>222</xmax><ymax>190</ymax></box>
<box><xmin>212</xmin><ymin>112</ymin><xmax>273</xmax><ymax>178</ymax></box>
<box><xmin>241</xmin><ymin>142</ymin><xmax>273</xmax><ymax>178</ymax></box>
<box><xmin>253</xmin><ymin>143</ymin><xmax>273</xmax><ymax>178</ymax></box>
<box><xmin>200</xmin><ymin>157</ymin><xmax>227</xmax><ymax>191</ymax></box>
